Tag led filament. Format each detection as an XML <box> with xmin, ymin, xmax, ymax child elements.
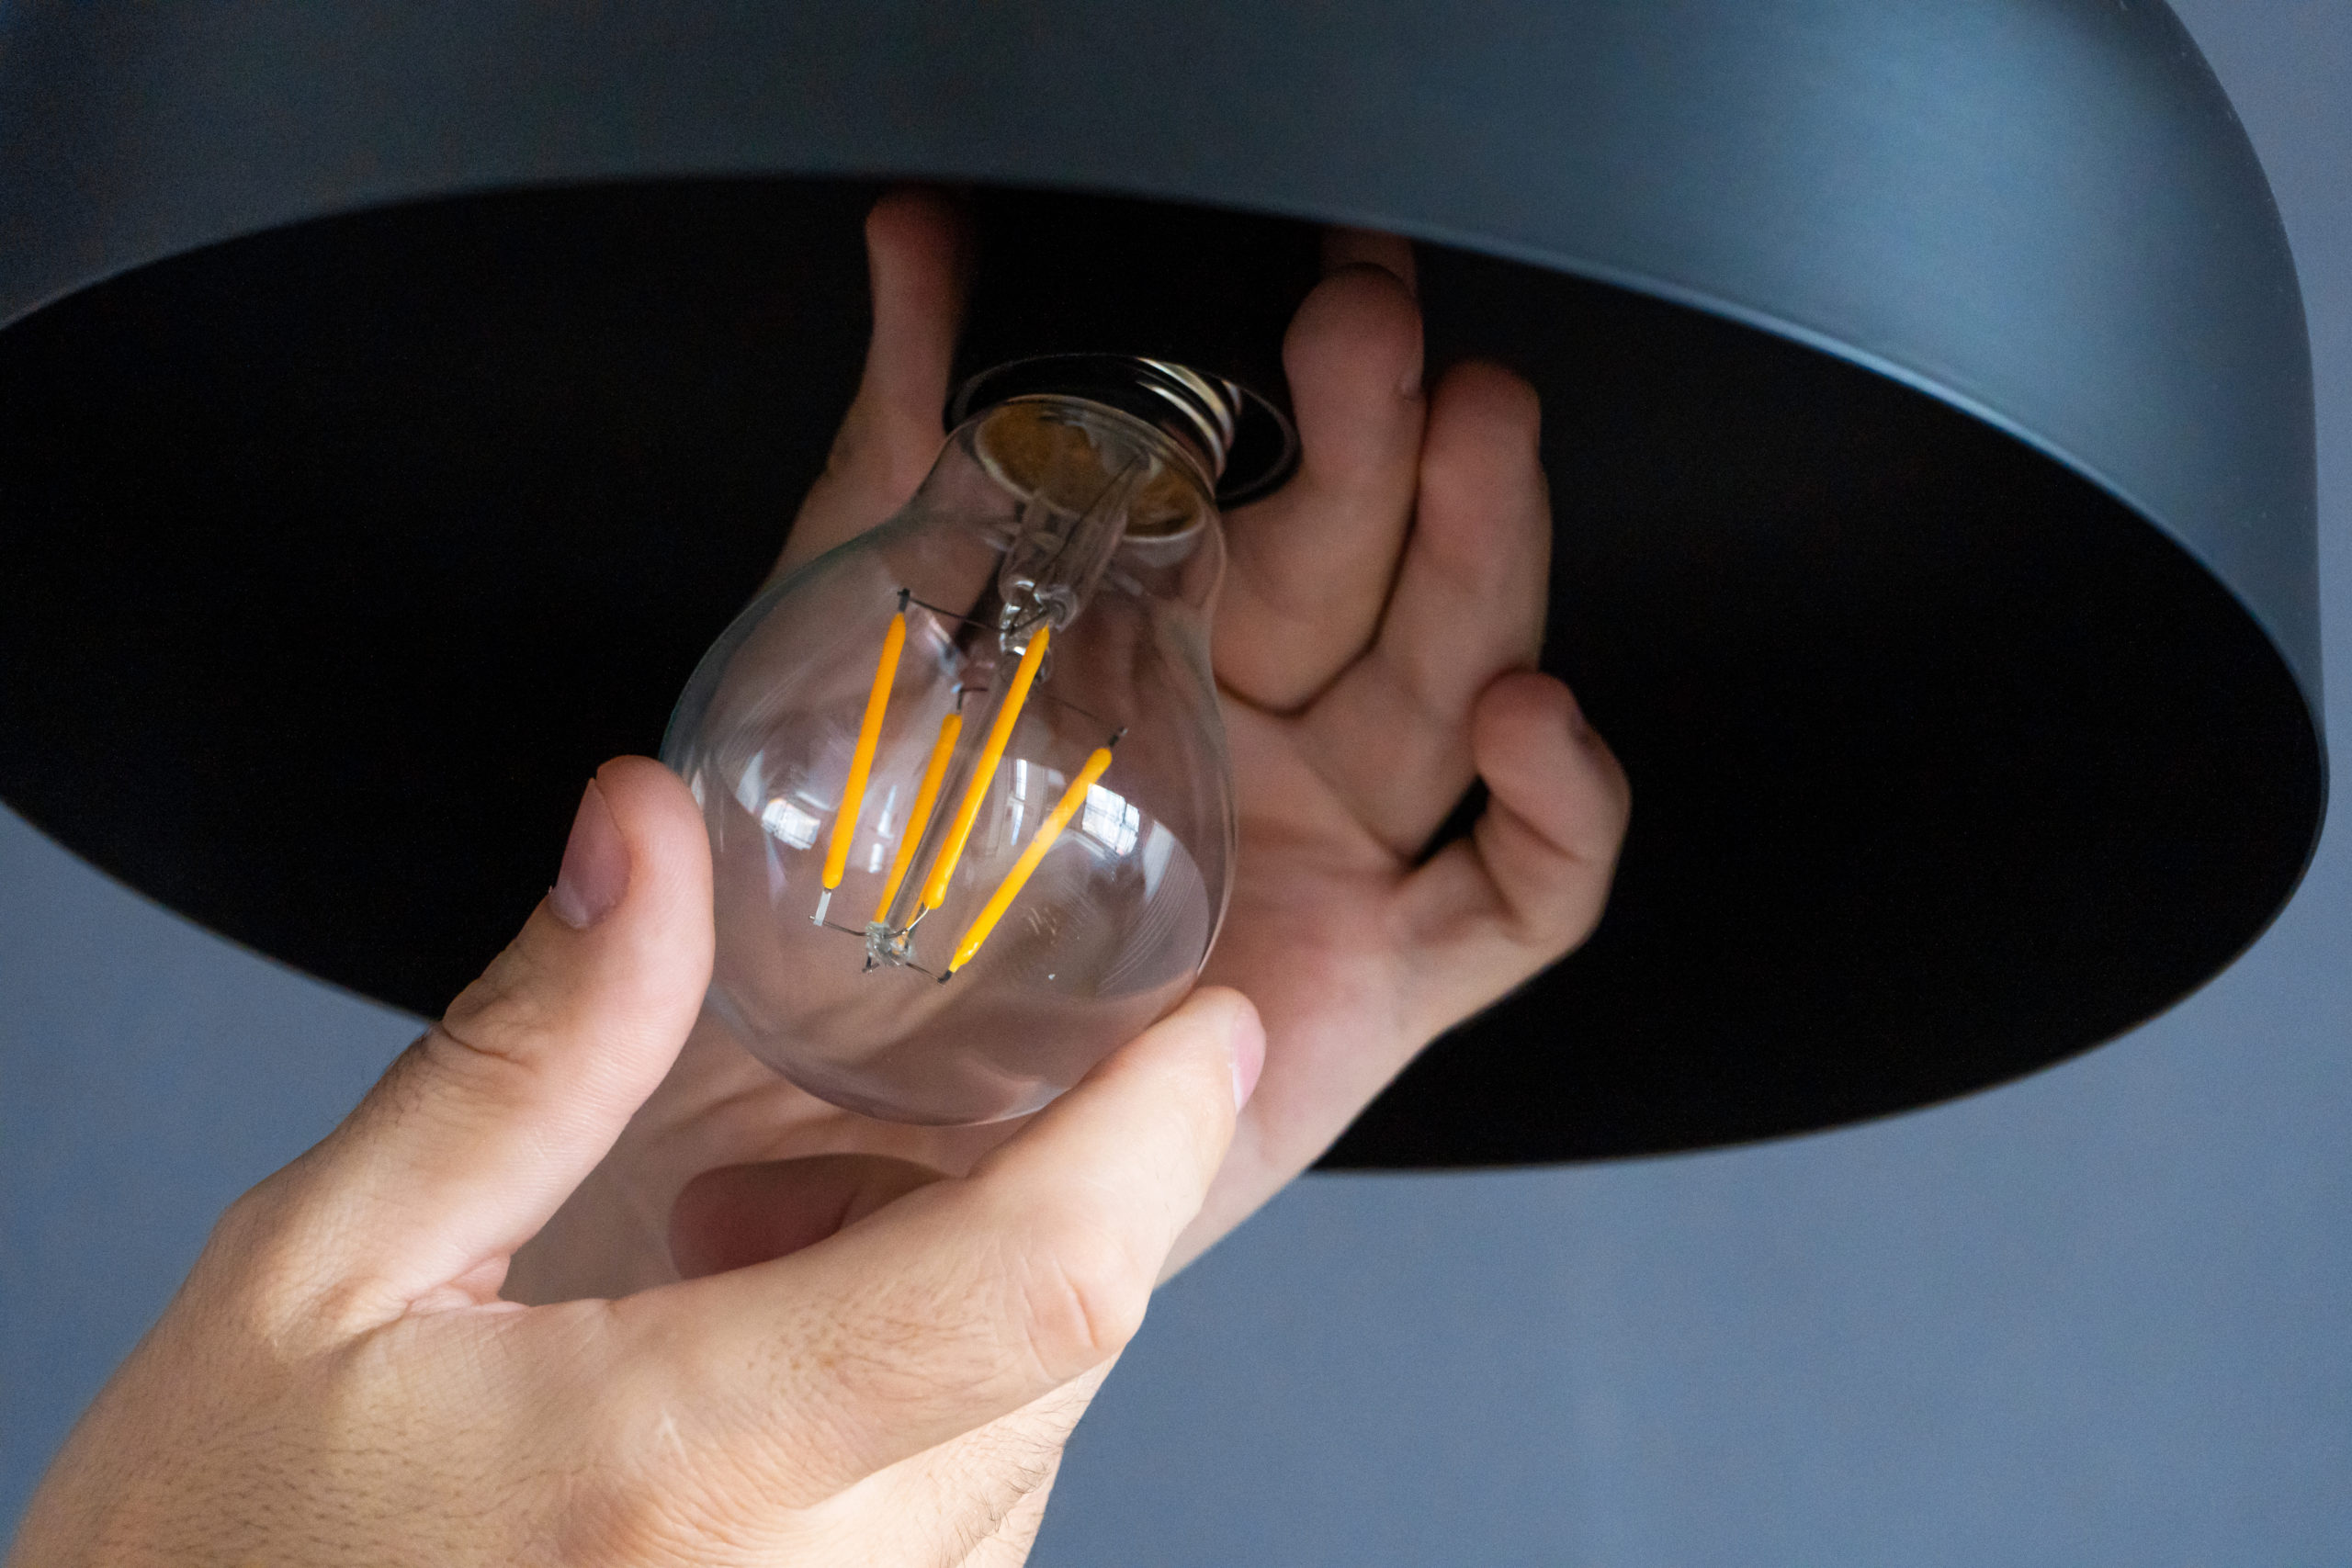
<box><xmin>663</xmin><ymin>364</ymin><xmax>1245</xmax><ymax>1124</ymax></box>
<box><xmin>815</xmin><ymin>609</ymin><xmax>1112</xmax><ymax>983</ymax></box>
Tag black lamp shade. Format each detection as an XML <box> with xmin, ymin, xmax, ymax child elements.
<box><xmin>0</xmin><ymin>1</ymin><xmax>2321</xmax><ymax>1167</ymax></box>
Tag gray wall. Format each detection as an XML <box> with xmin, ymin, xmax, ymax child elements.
<box><xmin>5</xmin><ymin>2</ymin><xmax>2346</xmax><ymax>1560</ymax></box>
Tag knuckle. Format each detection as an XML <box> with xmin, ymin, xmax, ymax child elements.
<box><xmin>440</xmin><ymin>934</ymin><xmax>565</xmax><ymax>1059</ymax></box>
<box><xmin>1523</xmin><ymin>866</ymin><xmax>1614</xmax><ymax>959</ymax></box>
<box><xmin>1543</xmin><ymin>896</ymin><xmax>1608</xmax><ymax>959</ymax></box>
<box><xmin>414</xmin><ymin>943</ymin><xmax>578</xmax><ymax>1114</ymax></box>
<box><xmin>196</xmin><ymin>1166</ymin><xmax>360</xmax><ymax>1345</ymax></box>
<box><xmin>413</xmin><ymin>1021</ymin><xmax>544</xmax><ymax>1118</ymax></box>
<box><xmin>1014</xmin><ymin>1208</ymin><xmax>1151</xmax><ymax>1382</ymax></box>
<box><xmin>209</xmin><ymin>1168</ymin><xmax>292</xmax><ymax>1258</ymax></box>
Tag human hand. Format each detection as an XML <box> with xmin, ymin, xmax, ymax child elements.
<box><xmin>9</xmin><ymin>759</ymin><xmax>1261</xmax><ymax>1568</ymax></box>
<box><xmin>509</xmin><ymin>189</ymin><xmax>1629</xmax><ymax>1301</ymax></box>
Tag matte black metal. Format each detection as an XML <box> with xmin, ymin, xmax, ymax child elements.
<box><xmin>0</xmin><ymin>2</ymin><xmax>2321</xmax><ymax>1167</ymax></box>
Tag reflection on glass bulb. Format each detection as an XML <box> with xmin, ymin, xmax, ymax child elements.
<box><xmin>662</xmin><ymin>361</ymin><xmax>1243</xmax><ymax>1123</ymax></box>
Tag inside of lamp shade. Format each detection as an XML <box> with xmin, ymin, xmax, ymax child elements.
<box><xmin>0</xmin><ymin>178</ymin><xmax>2320</xmax><ymax>1167</ymax></box>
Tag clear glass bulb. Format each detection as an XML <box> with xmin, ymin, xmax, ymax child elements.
<box><xmin>663</xmin><ymin>361</ymin><xmax>1239</xmax><ymax>1124</ymax></box>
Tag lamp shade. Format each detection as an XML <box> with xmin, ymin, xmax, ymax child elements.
<box><xmin>0</xmin><ymin>0</ymin><xmax>2320</xmax><ymax>1167</ymax></box>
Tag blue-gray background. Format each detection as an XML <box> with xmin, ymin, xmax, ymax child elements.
<box><xmin>4</xmin><ymin>1</ymin><xmax>2345</xmax><ymax>1560</ymax></box>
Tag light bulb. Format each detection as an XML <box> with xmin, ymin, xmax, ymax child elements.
<box><xmin>663</xmin><ymin>356</ymin><xmax>1260</xmax><ymax>1124</ymax></box>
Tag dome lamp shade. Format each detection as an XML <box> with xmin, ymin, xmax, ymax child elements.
<box><xmin>0</xmin><ymin>0</ymin><xmax>2321</xmax><ymax>1166</ymax></box>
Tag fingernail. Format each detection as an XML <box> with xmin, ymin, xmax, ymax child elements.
<box><xmin>550</xmin><ymin>779</ymin><xmax>629</xmax><ymax>930</ymax></box>
<box><xmin>1230</xmin><ymin>1001</ymin><xmax>1266</xmax><ymax>1112</ymax></box>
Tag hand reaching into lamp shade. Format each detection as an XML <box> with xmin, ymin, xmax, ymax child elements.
<box><xmin>509</xmin><ymin>191</ymin><xmax>1631</xmax><ymax>1301</ymax></box>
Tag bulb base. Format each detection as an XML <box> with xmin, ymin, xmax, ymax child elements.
<box><xmin>950</xmin><ymin>353</ymin><xmax>1299</xmax><ymax>506</ymax></box>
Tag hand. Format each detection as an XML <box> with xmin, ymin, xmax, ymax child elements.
<box><xmin>9</xmin><ymin>761</ymin><xmax>1261</xmax><ymax>1567</ymax></box>
<box><xmin>508</xmin><ymin>191</ymin><xmax>1630</xmax><ymax>1300</ymax></box>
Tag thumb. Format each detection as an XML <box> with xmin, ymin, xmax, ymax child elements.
<box><xmin>776</xmin><ymin>186</ymin><xmax>969</xmax><ymax>577</ymax></box>
<box><xmin>256</xmin><ymin>757</ymin><xmax>713</xmax><ymax>1323</ymax></box>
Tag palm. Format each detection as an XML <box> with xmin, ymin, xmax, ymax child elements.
<box><xmin>509</xmin><ymin>197</ymin><xmax>1625</xmax><ymax>1302</ymax></box>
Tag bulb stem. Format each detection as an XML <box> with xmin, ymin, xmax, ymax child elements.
<box><xmin>995</xmin><ymin>455</ymin><xmax>1148</xmax><ymax>651</ymax></box>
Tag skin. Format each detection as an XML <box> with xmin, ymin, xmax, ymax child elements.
<box><xmin>9</xmin><ymin>191</ymin><xmax>1630</xmax><ymax>1566</ymax></box>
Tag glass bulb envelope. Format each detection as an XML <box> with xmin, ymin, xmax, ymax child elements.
<box><xmin>663</xmin><ymin>363</ymin><xmax>1243</xmax><ymax>1123</ymax></box>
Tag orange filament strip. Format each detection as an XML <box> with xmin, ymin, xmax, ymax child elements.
<box><xmin>918</xmin><ymin>625</ymin><xmax>1051</xmax><ymax>912</ymax></box>
<box><xmin>872</xmin><ymin>709</ymin><xmax>962</xmax><ymax>922</ymax></box>
<box><xmin>946</xmin><ymin>746</ymin><xmax>1114</xmax><ymax>976</ymax></box>
<box><xmin>823</xmin><ymin>611</ymin><xmax>906</xmax><ymax>891</ymax></box>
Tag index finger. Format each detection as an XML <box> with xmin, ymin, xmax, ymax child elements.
<box><xmin>605</xmin><ymin>987</ymin><xmax>1261</xmax><ymax>1506</ymax></box>
<box><xmin>774</xmin><ymin>188</ymin><xmax>969</xmax><ymax>579</ymax></box>
<box><xmin>1216</xmin><ymin>231</ymin><xmax>1427</xmax><ymax>711</ymax></box>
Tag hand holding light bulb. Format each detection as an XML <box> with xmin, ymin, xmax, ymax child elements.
<box><xmin>8</xmin><ymin>759</ymin><xmax>1264</xmax><ymax>1567</ymax></box>
<box><xmin>510</xmin><ymin>190</ymin><xmax>1631</xmax><ymax>1301</ymax></box>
